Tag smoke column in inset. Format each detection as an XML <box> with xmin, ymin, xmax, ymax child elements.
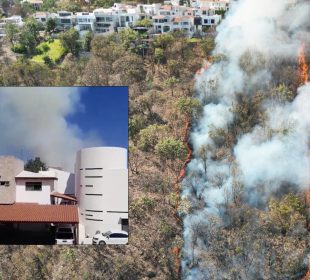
<box><xmin>182</xmin><ymin>0</ymin><xmax>310</xmax><ymax>279</ymax></box>
<box><xmin>0</xmin><ymin>88</ymin><xmax>102</xmax><ymax>171</ymax></box>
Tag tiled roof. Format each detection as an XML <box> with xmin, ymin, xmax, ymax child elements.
<box><xmin>51</xmin><ymin>192</ymin><xmax>77</xmax><ymax>202</ymax></box>
<box><xmin>0</xmin><ymin>203</ymin><xmax>78</xmax><ymax>223</ymax></box>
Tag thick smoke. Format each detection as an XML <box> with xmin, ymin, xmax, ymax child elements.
<box><xmin>182</xmin><ymin>0</ymin><xmax>310</xmax><ymax>279</ymax></box>
<box><xmin>0</xmin><ymin>88</ymin><xmax>102</xmax><ymax>171</ymax></box>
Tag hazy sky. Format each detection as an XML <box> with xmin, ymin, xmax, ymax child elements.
<box><xmin>0</xmin><ymin>87</ymin><xmax>128</xmax><ymax>170</ymax></box>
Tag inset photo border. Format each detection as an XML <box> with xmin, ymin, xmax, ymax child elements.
<box><xmin>0</xmin><ymin>87</ymin><xmax>128</xmax><ymax>245</ymax></box>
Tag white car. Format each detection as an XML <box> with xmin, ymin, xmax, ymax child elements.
<box><xmin>92</xmin><ymin>230</ymin><xmax>128</xmax><ymax>245</ymax></box>
<box><xmin>55</xmin><ymin>225</ymin><xmax>75</xmax><ymax>245</ymax></box>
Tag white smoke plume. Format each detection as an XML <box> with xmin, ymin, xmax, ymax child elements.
<box><xmin>182</xmin><ymin>0</ymin><xmax>310</xmax><ymax>279</ymax></box>
<box><xmin>0</xmin><ymin>87</ymin><xmax>102</xmax><ymax>171</ymax></box>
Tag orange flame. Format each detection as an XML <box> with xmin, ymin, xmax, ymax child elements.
<box><xmin>298</xmin><ymin>43</ymin><xmax>308</xmax><ymax>85</ymax></box>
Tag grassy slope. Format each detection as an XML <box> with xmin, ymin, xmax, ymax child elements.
<box><xmin>31</xmin><ymin>40</ymin><xmax>66</xmax><ymax>63</ymax></box>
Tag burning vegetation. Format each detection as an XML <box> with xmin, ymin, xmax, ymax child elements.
<box><xmin>299</xmin><ymin>43</ymin><xmax>309</xmax><ymax>85</ymax></box>
<box><xmin>181</xmin><ymin>0</ymin><xmax>310</xmax><ymax>279</ymax></box>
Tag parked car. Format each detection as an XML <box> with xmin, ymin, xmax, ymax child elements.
<box><xmin>92</xmin><ymin>230</ymin><xmax>128</xmax><ymax>245</ymax></box>
<box><xmin>55</xmin><ymin>225</ymin><xmax>75</xmax><ymax>244</ymax></box>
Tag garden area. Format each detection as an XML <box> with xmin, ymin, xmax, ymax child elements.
<box><xmin>31</xmin><ymin>39</ymin><xmax>66</xmax><ymax>64</ymax></box>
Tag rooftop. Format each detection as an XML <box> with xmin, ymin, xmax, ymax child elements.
<box><xmin>0</xmin><ymin>203</ymin><xmax>79</xmax><ymax>223</ymax></box>
<box><xmin>15</xmin><ymin>170</ymin><xmax>58</xmax><ymax>180</ymax></box>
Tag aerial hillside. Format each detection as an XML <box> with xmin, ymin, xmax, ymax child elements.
<box><xmin>0</xmin><ymin>29</ymin><xmax>212</xmax><ymax>279</ymax></box>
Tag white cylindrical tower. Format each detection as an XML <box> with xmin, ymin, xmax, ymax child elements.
<box><xmin>75</xmin><ymin>147</ymin><xmax>128</xmax><ymax>241</ymax></box>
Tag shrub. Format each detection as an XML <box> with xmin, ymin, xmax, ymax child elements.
<box><xmin>11</xmin><ymin>44</ymin><xmax>26</xmax><ymax>54</ymax></box>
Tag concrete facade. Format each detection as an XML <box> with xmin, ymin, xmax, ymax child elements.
<box><xmin>75</xmin><ymin>147</ymin><xmax>128</xmax><ymax>243</ymax></box>
<box><xmin>16</xmin><ymin>178</ymin><xmax>56</xmax><ymax>205</ymax></box>
<box><xmin>0</xmin><ymin>157</ymin><xmax>24</xmax><ymax>204</ymax></box>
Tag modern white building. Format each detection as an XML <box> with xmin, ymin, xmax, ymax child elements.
<box><xmin>93</xmin><ymin>8</ymin><xmax>118</xmax><ymax>34</ymax></box>
<box><xmin>0</xmin><ymin>16</ymin><xmax>24</xmax><ymax>37</ymax></box>
<box><xmin>75</xmin><ymin>147</ymin><xmax>128</xmax><ymax>244</ymax></box>
<box><xmin>15</xmin><ymin>168</ymin><xmax>75</xmax><ymax>205</ymax></box>
<box><xmin>56</xmin><ymin>11</ymin><xmax>76</xmax><ymax>30</ymax></box>
<box><xmin>75</xmin><ymin>12</ymin><xmax>96</xmax><ymax>34</ymax></box>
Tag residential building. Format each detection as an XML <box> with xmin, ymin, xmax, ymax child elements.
<box><xmin>0</xmin><ymin>146</ymin><xmax>128</xmax><ymax>245</ymax></box>
<box><xmin>75</xmin><ymin>147</ymin><xmax>128</xmax><ymax>244</ymax></box>
<box><xmin>93</xmin><ymin>8</ymin><xmax>118</xmax><ymax>34</ymax></box>
<box><xmin>0</xmin><ymin>15</ymin><xmax>23</xmax><ymax>37</ymax></box>
<box><xmin>56</xmin><ymin>11</ymin><xmax>76</xmax><ymax>31</ymax></box>
<box><xmin>75</xmin><ymin>12</ymin><xmax>96</xmax><ymax>33</ymax></box>
<box><xmin>0</xmin><ymin>156</ymin><xmax>24</xmax><ymax>204</ymax></box>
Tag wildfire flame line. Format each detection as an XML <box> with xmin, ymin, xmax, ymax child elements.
<box><xmin>299</xmin><ymin>43</ymin><xmax>308</xmax><ymax>85</ymax></box>
<box><xmin>172</xmin><ymin>117</ymin><xmax>193</xmax><ymax>279</ymax></box>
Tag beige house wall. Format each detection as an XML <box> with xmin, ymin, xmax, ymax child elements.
<box><xmin>0</xmin><ymin>156</ymin><xmax>24</xmax><ymax>204</ymax></box>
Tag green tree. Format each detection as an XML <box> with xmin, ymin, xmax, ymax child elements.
<box><xmin>18</xmin><ymin>19</ymin><xmax>41</xmax><ymax>55</ymax></box>
<box><xmin>119</xmin><ymin>28</ymin><xmax>139</xmax><ymax>52</ymax></box>
<box><xmin>201</xmin><ymin>37</ymin><xmax>215</xmax><ymax>56</ymax></box>
<box><xmin>264</xmin><ymin>193</ymin><xmax>306</xmax><ymax>235</ymax></box>
<box><xmin>154</xmin><ymin>48</ymin><xmax>165</xmax><ymax>64</ymax></box>
<box><xmin>134</xmin><ymin>18</ymin><xmax>152</xmax><ymax>28</ymax></box>
<box><xmin>94</xmin><ymin>0</ymin><xmax>114</xmax><ymax>8</ymax></box>
<box><xmin>83</xmin><ymin>31</ymin><xmax>93</xmax><ymax>51</ymax></box>
<box><xmin>5</xmin><ymin>23</ymin><xmax>19</xmax><ymax>46</ymax></box>
<box><xmin>129</xmin><ymin>114</ymin><xmax>146</xmax><ymax>140</ymax></box>
<box><xmin>138</xmin><ymin>124</ymin><xmax>168</xmax><ymax>152</ymax></box>
<box><xmin>60</xmin><ymin>28</ymin><xmax>80</xmax><ymax>57</ymax></box>
<box><xmin>153</xmin><ymin>33</ymin><xmax>174</xmax><ymax>49</ymax></box>
<box><xmin>24</xmin><ymin>157</ymin><xmax>48</xmax><ymax>173</ymax></box>
<box><xmin>155</xmin><ymin>137</ymin><xmax>187</xmax><ymax>161</ymax></box>
<box><xmin>175</xmin><ymin>96</ymin><xmax>202</xmax><ymax>119</ymax></box>
<box><xmin>45</xmin><ymin>18</ymin><xmax>56</xmax><ymax>34</ymax></box>
<box><xmin>20</xmin><ymin>2</ymin><xmax>35</xmax><ymax>18</ymax></box>
<box><xmin>0</xmin><ymin>0</ymin><xmax>10</xmax><ymax>13</ymax></box>
<box><xmin>42</xmin><ymin>0</ymin><xmax>56</xmax><ymax>11</ymax></box>
<box><xmin>0</xmin><ymin>59</ymin><xmax>55</xmax><ymax>86</ymax></box>
<box><xmin>164</xmin><ymin>76</ymin><xmax>179</xmax><ymax>95</ymax></box>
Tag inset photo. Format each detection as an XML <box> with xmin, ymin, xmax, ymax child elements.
<box><xmin>0</xmin><ymin>87</ymin><xmax>128</xmax><ymax>245</ymax></box>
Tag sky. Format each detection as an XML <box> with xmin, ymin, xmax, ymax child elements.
<box><xmin>0</xmin><ymin>87</ymin><xmax>128</xmax><ymax>170</ymax></box>
<box><xmin>67</xmin><ymin>87</ymin><xmax>128</xmax><ymax>149</ymax></box>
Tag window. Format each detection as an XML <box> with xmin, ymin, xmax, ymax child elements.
<box><xmin>204</xmin><ymin>19</ymin><xmax>208</xmax><ymax>24</ymax></box>
<box><xmin>202</xmin><ymin>11</ymin><xmax>207</xmax><ymax>15</ymax></box>
<box><xmin>121</xmin><ymin>218</ymin><xmax>128</xmax><ymax>231</ymax></box>
<box><xmin>61</xmin><ymin>19</ymin><xmax>71</xmax><ymax>24</ymax></box>
<box><xmin>211</xmin><ymin>19</ymin><xmax>215</xmax><ymax>24</ymax></box>
<box><xmin>26</xmin><ymin>182</ymin><xmax>42</xmax><ymax>191</ymax></box>
<box><xmin>105</xmin><ymin>17</ymin><xmax>113</xmax><ymax>22</ymax></box>
<box><xmin>85</xmin><ymin>167</ymin><xmax>103</xmax><ymax>170</ymax></box>
<box><xmin>110</xmin><ymin>233</ymin><xmax>128</xmax><ymax>238</ymax></box>
<box><xmin>85</xmin><ymin>185</ymin><xmax>93</xmax><ymax>187</ymax></box>
<box><xmin>0</xmin><ymin>181</ymin><xmax>9</xmax><ymax>187</ymax></box>
<box><xmin>86</xmin><ymin>218</ymin><xmax>103</xmax><ymax>221</ymax></box>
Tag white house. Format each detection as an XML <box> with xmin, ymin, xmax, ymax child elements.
<box><xmin>56</xmin><ymin>11</ymin><xmax>76</xmax><ymax>30</ymax></box>
<box><xmin>15</xmin><ymin>170</ymin><xmax>58</xmax><ymax>205</ymax></box>
<box><xmin>15</xmin><ymin>168</ymin><xmax>75</xmax><ymax>205</ymax></box>
<box><xmin>75</xmin><ymin>12</ymin><xmax>96</xmax><ymax>34</ymax></box>
<box><xmin>93</xmin><ymin>8</ymin><xmax>118</xmax><ymax>34</ymax></box>
<box><xmin>0</xmin><ymin>16</ymin><xmax>23</xmax><ymax>37</ymax></box>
